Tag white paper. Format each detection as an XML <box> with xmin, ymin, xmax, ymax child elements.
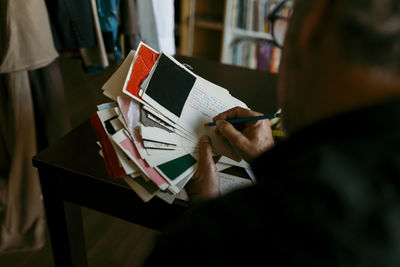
<box><xmin>219</xmin><ymin>172</ymin><xmax>253</xmax><ymax>195</ymax></box>
<box><xmin>156</xmin><ymin>163</ymin><xmax>197</xmax><ymax>194</ymax></box>
<box><xmin>97</xmin><ymin>109</ymin><xmax>139</xmax><ymax>175</ymax></box>
<box><xmin>140</xmin><ymin>125</ymin><xmax>179</xmax><ymax>145</ymax></box>
<box><xmin>177</xmin><ymin>77</ymin><xmax>248</xmax><ymax>161</ymax></box>
<box><xmin>123</xmin><ymin>175</ymin><xmax>159</xmax><ymax>202</ymax></box>
<box><xmin>102</xmin><ymin>50</ymin><xmax>135</xmax><ymax>101</ymax></box>
<box><xmin>112</xmin><ymin>129</ymin><xmax>169</xmax><ymax>191</ymax></box>
<box><xmin>140</xmin><ymin>125</ymin><xmax>197</xmax><ymax>151</ymax></box>
<box><xmin>219</xmin><ymin>156</ymin><xmax>251</xmax><ymax>169</ymax></box>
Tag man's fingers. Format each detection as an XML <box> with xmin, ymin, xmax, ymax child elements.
<box><xmin>198</xmin><ymin>135</ymin><xmax>214</xmax><ymax>169</ymax></box>
<box><xmin>216</xmin><ymin>120</ymin><xmax>249</xmax><ymax>152</ymax></box>
<box><xmin>213</xmin><ymin>106</ymin><xmax>263</xmax><ymax>121</ymax></box>
<box><xmin>212</xmin><ymin>107</ymin><xmax>239</xmax><ymax>121</ymax></box>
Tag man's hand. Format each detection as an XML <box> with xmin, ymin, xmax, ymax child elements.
<box><xmin>213</xmin><ymin>107</ymin><xmax>274</xmax><ymax>162</ymax></box>
<box><xmin>186</xmin><ymin>136</ymin><xmax>220</xmax><ymax>202</ymax></box>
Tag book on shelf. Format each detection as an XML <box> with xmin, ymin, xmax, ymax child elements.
<box><xmin>231</xmin><ymin>0</ymin><xmax>281</xmax><ymax>33</ymax></box>
<box><xmin>231</xmin><ymin>39</ymin><xmax>281</xmax><ymax>73</ymax></box>
<box><xmin>225</xmin><ymin>0</ymin><xmax>291</xmax><ymax>73</ymax></box>
<box><xmin>91</xmin><ymin>41</ymin><xmax>277</xmax><ymax>204</ymax></box>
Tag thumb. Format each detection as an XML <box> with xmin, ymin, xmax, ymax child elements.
<box><xmin>216</xmin><ymin>120</ymin><xmax>248</xmax><ymax>148</ymax></box>
<box><xmin>198</xmin><ymin>135</ymin><xmax>214</xmax><ymax>169</ymax></box>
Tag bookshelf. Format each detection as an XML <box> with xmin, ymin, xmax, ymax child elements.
<box><xmin>179</xmin><ymin>0</ymin><xmax>226</xmax><ymax>61</ymax></box>
<box><xmin>178</xmin><ymin>0</ymin><xmax>290</xmax><ymax>72</ymax></box>
<box><xmin>221</xmin><ymin>0</ymin><xmax>283</xmax><ymax>73</ymax></box>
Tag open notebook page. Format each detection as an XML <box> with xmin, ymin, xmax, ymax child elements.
<box><xmin>141</xmin><ymin>53</ymin><xmax>247</xmax><ymax>161</ymax></box>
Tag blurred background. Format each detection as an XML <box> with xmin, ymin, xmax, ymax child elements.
<box><xmin>0</xmin><ymin>0</ymin><xmax>284</xmax><ymax>266</ymax></box>
<box><xmin>41</xmin><ymin>0</ymin><xmax>284</xmax><ymax>74</ymax></box>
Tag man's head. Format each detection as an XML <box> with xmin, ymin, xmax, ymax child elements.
<box><xmin>278</xmin><ymin>0</ymin><xmax>400</xmax><ymax>134</ymax></box>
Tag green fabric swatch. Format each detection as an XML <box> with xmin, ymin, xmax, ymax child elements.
<box><xmin>158</xmin><ymin>154</ymin><xmax>197</xmax><ymax>181</ymax></box>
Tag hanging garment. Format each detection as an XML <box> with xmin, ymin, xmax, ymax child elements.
<box><xmin>45</xmin><ymin>0</ymin><xmax>97</xmax><ymax>51</ymax></box>
<box><xmin>0</xmin><ymin>71</ymin><xmax>45</xmax><ymax>253</ymax></box>
<box><xmin>45</xmin><ymin>0</ymin><xmax>109</xmax><ymax>73</ymax></box>
<box><xmin>0</xmin><ymin>1</ymin><xmax>58</xmax><ymax>73</ymax></box>
<box><xmin>137</xmin><ymin>0</ymin><xmax>176</xmax><ymax>55</ymax></box>
<box><xmin>0</xmin><ymin>0</ymin><xmax>7</xmax><ymax>65</ymax></box>
<box><xmin>152</xmin><ymin>0</ymin><xmax>176</xmax><ymax>55</ymax></box>
<box><xmin>120</xmin><ymin>0</ymin><xmax>141</xmax><ymax>53</ymax></box>
<box><xmin>80</xmin><ymin>0</ymin><xmax>109</xmax><ymax>74</ymax></box>
<box><xmin>0</xmin><ymin>0</ymin><xmax>67</xmax><ymax>253</ymax></box>
<box><xmin>96</xmin><ymin>0</ymin><xmax>122</xmax><ymax>59</ymax></box>
<box><xmin>29</xmin><ymin>61</ymin><xmax>70</xmax><ymax>150</ymax></box>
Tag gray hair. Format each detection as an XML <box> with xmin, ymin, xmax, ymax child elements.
<box><xmin>337</xmin><ymin>0</ymin><xmax>400</xmax><ymax>69</ymax></box>
<box><xmin>295</xmin><ymin>0</ymin><xmax>400</xmax><ymax>69</ymax></box>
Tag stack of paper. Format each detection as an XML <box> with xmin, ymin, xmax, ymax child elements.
<box><xmin>91</xmin><ymin>42</ymin><xmax>255</xmax><ymax>203</ymax></box>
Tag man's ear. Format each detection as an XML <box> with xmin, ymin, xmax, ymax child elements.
<box><xmin>298</xmin><ymin>0</ymin><xmax>334</xmax><ymax>52</ymax></box>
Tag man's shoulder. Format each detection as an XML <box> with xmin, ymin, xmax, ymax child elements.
<box><xmin>252</xmin><ymin>98</ymin><xmax>400</xmax><ymax>183</ymax></box>
<box><xmin>144</xmin><ymin>186</ymin><xmax>271</xmax><ymax>266</ymax></box>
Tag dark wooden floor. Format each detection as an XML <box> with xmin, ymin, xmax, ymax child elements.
<box><xmin>0</xmin><ymin>56</ymin><xmax>159</xmax><ymax>267</ymax></box>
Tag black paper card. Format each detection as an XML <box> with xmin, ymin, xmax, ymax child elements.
<box><xmin>145</xmin><ymin>54</ymin><xmax>196</xmax><ymax>118</ymax></box>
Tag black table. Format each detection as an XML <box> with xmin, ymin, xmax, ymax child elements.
<box><xmin>33</xmin><ymin>56</ymin><xmax>278</xmax><ymax>267</ymax></box>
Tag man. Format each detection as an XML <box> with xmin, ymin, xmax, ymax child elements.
<box><xmin>145</xmin><ymin>0</ymin><xmax>400</xmax><ymax>266</ymax></box>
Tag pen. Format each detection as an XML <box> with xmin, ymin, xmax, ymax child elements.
<box><xmin>205</xmin><ymin>113</ymin><xmax>280</xmax><ymax>127</ymax></box>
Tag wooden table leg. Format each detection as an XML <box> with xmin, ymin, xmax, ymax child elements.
<box><xmin>39</xmin><ymin>168</ymin><xmax>88</xmax><ymax>267</ymax></box>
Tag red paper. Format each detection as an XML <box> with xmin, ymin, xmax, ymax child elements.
<box><xmin>90</xmin><ymin>112</ymin><xmax>126</xmax><ymax>180</ymax></box>
<box><xmin>119</xmin><ymin>137</ymin><xmax>168</xmax><ymax>189</ymax></box>
<box><xmin>124</xmin><ymin>43</ymin><xmax>159</xmax><ymax>100</ymax></box>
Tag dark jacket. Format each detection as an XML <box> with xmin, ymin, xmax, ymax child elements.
<box><xmin>45</xmin><ymin>0</ymin><xmax>97</xmax><ymax>51</ymax></box>
<box><xmin>145</xmin><ymin>99</ymin><xmax>400</xmax><ymax>267</ymax></box>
